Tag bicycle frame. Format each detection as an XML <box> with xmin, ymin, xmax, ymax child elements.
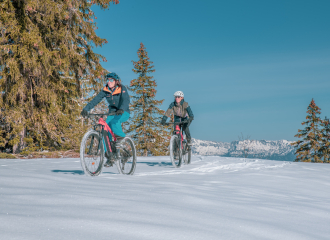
<box><xmin>87</xmin><ymin>113</ymin><xmax>117</xmax><ymax>155</ymax></box>
<box><xmin>98</xmin><ymin>117</ymin><xmax>117</xmax><ymax>153</ymax></box>
<box><xmin>170</xmin><ymin>120</ymin><xmax>190</xmax><ymax>150</ymax></box>
<box><xmin>174</xmin><ymin>125</ymin><xmax>184</xmax><ymax>149</ymax></box>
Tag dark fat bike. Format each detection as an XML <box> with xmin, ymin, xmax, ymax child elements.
<box><xmin>80</xmin><ymin>113</ymin><xmax>137</xmax><ymax>176</ymax></box>
<box><xmin>168</xmin><ymin>121</ymin><xmax>192</xmax><ymax>168</ymax></box>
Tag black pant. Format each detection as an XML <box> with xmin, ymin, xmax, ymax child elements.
<box><xmin>182</xmin><ymin>123</ymin><xmax>191</xmax><ymax>141</ymax></box>
<box><xmin>174</xmin><ymin>117</ymin><xmax>191</xmax><ymax>141</ymax></box>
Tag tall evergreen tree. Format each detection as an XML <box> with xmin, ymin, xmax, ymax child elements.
<box><xmin>127</xmin><ymin>43</ymin><xmax>171</xmax><ymax>156</ymax></box>
<box><xmin>319</xmin><ymin>116</ymin><xmax>330</xmax><ymax>163</ymax></box>
<box><xmin>0</xmin><ymin>0</ymin><xmax>118</xmax><ymax>153</ymax></box>
<box><xmin>291</xmin><ymin>99</ymin><xmax>323</xmax><ymax>162</ymax></box>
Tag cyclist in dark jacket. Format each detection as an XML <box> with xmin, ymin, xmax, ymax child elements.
<box><xmin>81</xmin><ymin>72</ymin><xmax>130</xmax><ymax>141</ymax></box>
<box><xmin>161</xmin><ymin>91</ymin><xmax>194</xmax><ymax>144</ymax></box>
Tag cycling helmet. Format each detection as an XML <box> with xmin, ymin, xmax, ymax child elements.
<box><xmin>105</xmin><ymin>72</ymin><xmax>120</xmax><ymax>81</ymax></box>
<box><xmin>174</xmin><ymin>91</ymin><xmax>184</xmax><ymax>97</ymax></box>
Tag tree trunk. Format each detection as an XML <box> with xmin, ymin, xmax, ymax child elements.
<box><xmin>13</xmin><ymin>127</ymin><xmax>26</xmax><ymax>154</ymax></box>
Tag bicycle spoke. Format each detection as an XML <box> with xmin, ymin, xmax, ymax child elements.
<box><xmin>80</xmin><ymin>131</ymin><xmax>104</xmax><ymax>176</ymax></box>
<box><xmin>116</xmin><ymin>137</ymin><xmax>136</xmax><ymax>175</ymax></box>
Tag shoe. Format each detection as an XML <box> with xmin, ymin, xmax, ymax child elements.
<box><xmin>114</xmin><ymin>134</ymin><xmax>124</xmax><ymax>142</ymax></box>
<box><xmin>187</xmin><ymin>139</ymin><xmax>192</xmax><ymax>146</ymax></box>
<box><xmin>104</xmin><ymin>152</ymin><xmax>114</xmax><ymax>167</ymax></box>
<box><xmin>104</xmin><ymin>160</ymin><xmax>113</xmax><ymax>167</ymax></box>
<box><xmin>115</xmin><ymin>136</ymin><xmax>124</xmax><ymax>149</ymax></box>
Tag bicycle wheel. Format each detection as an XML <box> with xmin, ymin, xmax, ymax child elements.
<box><xmin>186</xmin><ymin>145</ymin><xmax>192</xmax><ymax>164</ymax></box>
<box><xmin>116</xmin><ymin>137</ymin><xmax>137</xmax><ymax>175</ymax></box>
<box><xmin>80</xmin><ymin>130</ymin><xmax>104</xmax><ymax>176</ymax></box>
<box><xmin>170</xmin><ymin>135</ymin><xmax>182</xmax><ymax>168</ymax></box>
<box><xmin>182</xmin><ymin>140</ymin><xmax>191</xmax><ymax>165</ymax></box>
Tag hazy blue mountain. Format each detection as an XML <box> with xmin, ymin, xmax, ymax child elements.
<box><xmin>191</xmin><ymin>138</ymin><xmax>295</xmax><ymax>161</ymax></box>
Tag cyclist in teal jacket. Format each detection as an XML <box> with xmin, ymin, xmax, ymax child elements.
<box><xmin>81</xmin><ymin>72</ymin><xmax>130</xmax><ymax>141</ymax></box>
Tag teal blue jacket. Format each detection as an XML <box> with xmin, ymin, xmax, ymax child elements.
<box><xmin>83</xmin><ymin>85</ymin><xmax>130</xmax><ymax>113</ymax></box>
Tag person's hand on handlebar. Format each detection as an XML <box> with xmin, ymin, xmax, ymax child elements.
<box><xmin>115</xmin><ymin>109</ymin><xmax>124</xmax><ymax>115</ymax></box>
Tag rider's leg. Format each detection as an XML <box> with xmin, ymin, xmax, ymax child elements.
<box><xmin>182</xmin><ymin>123</ymin><xmax>192</xmax><ymax>144</ymax></box>
<box><xmin>102</xmin><ymin>130</ymin><xmax>114</xmax><ymax>167</ymax></box>
<box><xmin>107</xmin><ymin>111</ymin><xmax>130</xmax><ymax>141</ymax></box>
<box><xmin>102</xmin><ymin>115</ymin><xmax>115</xmax><ymax>156</ymax></box>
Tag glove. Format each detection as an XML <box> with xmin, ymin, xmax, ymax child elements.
<box><xmin>115</xmin><ymin>109</ymin><xmax>124</xmax><ymax>115</ymax></box>
<box><xmin>188</xmin><ymin>117</ymin><xmax>194</xmax><ymax>123</ymax></box>
<box><xmin>161</xmin><ymin>119</ymin><xmax>166</xmax><ymax>125</ymax></box>
<box><xmin>81</xmin><ymin>109</ymin><xmax>88</xmax><ymax>117</ymax></box>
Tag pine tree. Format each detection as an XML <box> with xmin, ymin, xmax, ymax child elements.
<box><xmin>291</xmin><ymin>99</ymin><xmax>323</xmax><ymax>162</ymax></box>
<box><xmin>319</xmin><ymin>117</ymin><xmax>330</xmax><ymax>163</ymax></box>
<box><xmin>127</xmin><ymin>43</ymin><xmax>171</xmax><ymax>156</ymax></box>
<box><xmin>0</xmin><ymin>0</ymin><xmax>118</xmax><ymax>153</ymax></box>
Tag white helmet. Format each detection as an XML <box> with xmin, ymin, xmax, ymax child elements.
<box><xmin>174</xmin><ymin>91</ymin><xmax>184</xmax><ymax>98</ymax></box>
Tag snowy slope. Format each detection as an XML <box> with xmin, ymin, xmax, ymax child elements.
<box><xmin>192</xmin><ymin>138</ymin><xmax>296</xmax><ymax>161</ymax></box>
<box><xmin>1</xmin><ymin>156</ymin><xmax>330</xmax><ymax>240</ymax></box>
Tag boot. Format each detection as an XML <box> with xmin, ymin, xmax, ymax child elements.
<box><xmin>114</xmin><ymin>135</ymin><xmax>124</xmax><ymax>149</ymax></box>
<box><xmin>104</xmin><ymin>151</ymin><xmax>114</xmax><ymax>167</ymax></box>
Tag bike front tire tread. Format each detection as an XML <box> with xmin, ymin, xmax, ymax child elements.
<box><xmin>80</xmin><ymin>130</ymin><xmax>104</xmax><ymax>177</ymax></box>
<box><xmin>115</xmin><ymin>137</ymin><xmax>137</xmax><ymax>175</ymax></box>
<box><xmin>170</xmin><ymin>135</ymin><xmax>182</xmax><ymax>168</ymax></box>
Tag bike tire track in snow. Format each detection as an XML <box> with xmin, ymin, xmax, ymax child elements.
<box><xmin>134</xmin><ymin>156</ymin><xmax>290</xmax><ymax>177</ymax></box>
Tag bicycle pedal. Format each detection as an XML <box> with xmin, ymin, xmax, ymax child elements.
<box><xmin>104</xmin><ymin>163</ymin><xmax>113</xmax><ymax>167</ymax></box>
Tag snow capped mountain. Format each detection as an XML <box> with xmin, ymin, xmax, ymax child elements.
<box><xmin>191</xmin><ymin>138</ymin><xmax>296</xmax><ymax>161</ymax></box>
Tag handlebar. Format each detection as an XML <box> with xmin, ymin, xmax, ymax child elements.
<box><xmin>85</xmin><ymin>112</ymin><xmax>117</xmax><ymax>117</ymax></box>
<box><xmin>166</xmin><ymin>121</ymin><xmax>189</xmax><ymax>124</ymax></box>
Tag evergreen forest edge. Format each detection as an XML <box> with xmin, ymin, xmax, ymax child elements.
<box><xmin>0</xmin><ymin>1</ymin><xmax>329</xmax><ymax>161</ymax></box>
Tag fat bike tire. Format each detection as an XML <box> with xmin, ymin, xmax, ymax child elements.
<box><xmin>80</xmin><ymin>130</ymin><xmax>104</xmax><ymax>176</ymax></box>
<box><xmin>170</xmin><ymin>135</ymin><xmax>182</xmax><ymax>168</ymax></box>
<box><xmin>187</xmin><ymin>147</ymin><xmax>192</xmax><ymax>164</ymax></box>
<box><xmin>115</xmin><ymin>137</ymin><xmax>137</xmax><ymax>175</ymax></box>
<box><xmin>182</xmin><ymin>140</ymin><xmax>192</xmax><ymax>165</ymax></box>
<box><xmin>183</xmin><ymin>146</ymin><xmax>192</xmax><ymax>165</ymax></box>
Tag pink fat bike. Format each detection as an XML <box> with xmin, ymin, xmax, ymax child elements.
<box><xmin>167</xmin><ymin>121</ymin><xmax>192</xmax><ymax>168</ymax></box>
<box><xmin>80</xmin><ymin>113</ymin><xmax>136</xmax><ymax>176</ymax></box>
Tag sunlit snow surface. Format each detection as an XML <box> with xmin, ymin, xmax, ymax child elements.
<box><xmin>1</xmin><ymin>156</ymin><xmax>330</xmax><ymax>240</ymax></box>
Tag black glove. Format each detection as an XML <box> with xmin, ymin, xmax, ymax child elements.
<box><xmin>115</xmin><ymin>109</ymin><xmax>124</xmax><ymax>115</ymax></box>
<box><xmin>161</xmin><ymin>119</ymin><xmax>166</xmax><ymax>125</ymax></box>
<box><xmin>188</xmin><ymin>117</ymin><xmax>194</xmax><ymax>122</ymax></box>
<box><xmin>81</xmin><ymin>109</ymin><xmax>88</xmax><ymax>117</ymax></box>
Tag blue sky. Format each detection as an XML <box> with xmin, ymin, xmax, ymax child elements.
<box><xmin>92</xmin><ymin>0</ymin><xmax>330</xmax><ymax>142</ymax></box>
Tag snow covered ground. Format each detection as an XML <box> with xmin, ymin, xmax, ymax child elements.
<box><xmin>1</xmin><ymin>156</ymin><xmax>330</xmax><ymax>240</ymax></box>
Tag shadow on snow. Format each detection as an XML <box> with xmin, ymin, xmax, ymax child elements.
<box><xmin>52</xmin><ymin>170</ymin><xmax>84</xmax><ymax>175</ymax></box>
<box><xmin>138</xmin><ymin>161</ymin><xmax>172</xmax><ymax>167</ymax></box>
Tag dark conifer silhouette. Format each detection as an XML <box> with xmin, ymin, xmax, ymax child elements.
<box><xmin>127</xmin><ymin>43</ymin><xmax>171</xmax><ymax>156</ymax></box>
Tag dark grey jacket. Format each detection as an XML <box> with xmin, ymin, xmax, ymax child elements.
<box><xmin>83</xmin><ymin>85</ymin><xmax>130</xmax><ymax>113</ymax></box>
<box><xmin>162</xmin><ymin>99</ymin><xmax>194</xmax><ymax>121</ymax></box>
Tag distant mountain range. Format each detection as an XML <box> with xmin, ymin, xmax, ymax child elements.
<box><xmin>191</xmin><ymin>138</ymin><xmax>296</xmax><ymax>161</ymax></box>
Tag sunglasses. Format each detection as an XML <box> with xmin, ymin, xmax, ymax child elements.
<box><xmin>107</xmin><ymin>78</ymin><xmax>116</xmax><ymax>82</ymax></box>
<box><xmin>175</xmin><ymin>96</ymin><xmax>182</xmax><ymax>98</ymax></box>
